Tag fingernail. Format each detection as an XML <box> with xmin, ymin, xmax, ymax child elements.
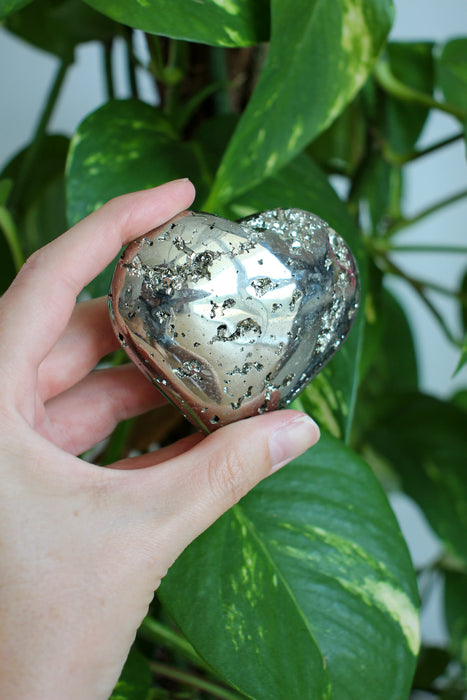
<box><xmin>269</xmin><ymin>415</ymin><xmax>320</xmax><ymax>472</ymax></box>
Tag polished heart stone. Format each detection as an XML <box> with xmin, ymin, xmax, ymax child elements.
<box><xmin>109</xmin><ymin>209</ymin><xmax>360</xmax><ymax>433</ymax></box>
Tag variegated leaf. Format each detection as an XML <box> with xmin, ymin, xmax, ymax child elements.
<box><xmin>160</xmin><ymin>434</ymin><xmax>420</xmax><ymax>700</ymax></box>
<box><xmin>83</xmin><ymin>0</ymin><xmax>270</xmax><ymax>47</ymax></box>
<box><xmin>209</xmin><ymin>0</ymin><xmax>394</xmax><ymax>204</ymax></box>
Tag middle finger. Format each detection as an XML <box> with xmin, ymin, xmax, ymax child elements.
<box><xmin>41</xmin><ymin>364</ymin><xmax>167</xmax><ymax>455</ymax></box>
<box><xmin>38</xmin><ymin>297</ymin><xmax>119</xmax><ymax>401</ymax></box>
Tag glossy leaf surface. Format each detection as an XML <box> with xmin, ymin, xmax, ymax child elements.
<box><xmin>228</xmin><ymin>152</ymin><xmax>365</xmax><ymax>441</ymax></box>
<box><xmin>109</xmin><ymin>649</ymin><xmax>152</xmax><ymax>700</ymax></box>
<box><xmin>354</xmin><ymin>155</ymin><xmax>400</xmax><ymax>233</ymax></box>
<box><xmin>444</xmin><ymin>569</ymin><xmax>467</xmax><ymax>666</ymax></box>
<box><xmin>84</xmin><ymin>0</ymin><xmax>270</xmax><ymax>47</ymax></box>
<box><xmin>0</xmin><ymin>179</ymin><xmax>13</xmax><ymax>206</ymax></box>
<box><xmin>2</xmin><ymin>134</ymin><xmax>69</xmax><ymax>255</ymax></box>
<box><xmin>307</xmin><ymin>98</ymin><xmax>366</xmax><ymax>176</ymax></box>
<box><xmin>437</xmin><ymin>37</ymin><xmax>467</xmax><ymax>112</ymax></box>
<box><xmin>460</xmin><ymin>270</ymin><xmax>467</xmax><ymax>334</ymax></box>
<box><xmin>0</xmin><ymin>178</ymin><xmax>16</xmax><ymax>290</ymax></box>
<box><xmin>454</xmin><ymin>333</ymin><xmax>467</xmax><ymax>375</ymax></box>
<box><xmin>412</xmin><ymin>646</ymin><xmax>451</xmax><ymax>691</ymax></box>
<box><xmin>354</xmin><ymin>288</ymin><xmax>418</xmax><ymax>487</ymax></box>
<box><xmin>369</xmin><ymin>393</ymin><xmax>467</xmax><ymax>564</ymax></box>
<box><xmin>0</xmin><ymin>0</ymin><xmax>32</xmax><ymax>20</ymax></box>
<box><xmin>66</xmin><ymin>100</ymin><xmax>207</xmax><ymax>296</ymax></box>
<box><xmin>4</xmin><ymin>0</ymin><xmax>119</xmax><ymax>60</ymax></box>
<box><xmin>358</xmin><ymin>286</ymin><xmax>418</xmax><ymax>406</ymax></box>
<box><xmin>0</xmin><ymin>211</ymin><xmax>16</xmax><ymax>293</ymax></box>
<box><xmin>160</xmin><ymin>434</ymin><xmax>419</xmax><ymax>700</ymax></box>
<box><xmin>210</xmin><ymin>0</ymin><xmax>394</xmax><ymax>204</ymax></box>
<box><xmin>384</xmin><ymin>42</ymin><xmax>434</xmax><ymax>155</ymax></box>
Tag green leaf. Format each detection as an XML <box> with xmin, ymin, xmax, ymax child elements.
<box><xmin>460</xmin><ymin>269</ymin><xmax>467</xmax><ymax>334</ymax></box>
<box><xmin>355</xmin><ymin>156</ymin><xmax>401</xmax><ymax>233</ymax></box>
<box><xmin>0</xmin><ymin>208</ymin><xmax>18</xmax><ymax>293</ymax></box>
<box><xmin>369</xmin><ymin>393</ymin><xmax>467</xmax><ymax>564</ymax></box>
<box><xmin>66</xmin><ymin>99</ymin><xmax>208</xmax><ymax>297</ymax></box>
<box><xmin>307</xmin><ymin>97</ymin><xmax>366</xmax><ymax>176</ymax></box>
<box><xmin>160</xmin><ymin>433</ymin><xmax>419</xmax><ymax>700</ymax></box>
<box><xmin>2</xmin><ymin>135</ymin><xmax>69</xmax><ymax>255</ymax></box>
<box><xmin>364</xmin><ymin>286</ymin><xmax>418</xmax><ymax>393</ymax></box>
<box><xmin>227</xmin><ymin>152</ymin><xmax>366</xmax><ymax>441</ymax></box>
<box><xmin>209</xmin><ymin>0</ymin><xmax>394</xmax><ymax>204</ymax></box>
<box><xmin>84</xmin><ymin>0</ymin><xmax>270</xmax><ymax>48</ymax></box>
<box><xmin>0</xmin><ymin>0</ymin><xmax>32</xmax><ymax>20</ymax></box>
<box><xmin>3</xmin><ymin>135</ymin><xmax>69</xmax><ymax>207</ymax></box>
<box><xmin>412</xmin><ymin>646</ymin><xmax>451</xmax><ymax>690</ymax></box>
<box><xmin>22</xmin><ymin>177</ymin><xmax>68</xmax><ymax>252</ymax></box>
<box><xmin>444</xmin><ymin>569</ymin><xmax>467</xmax><ymax>666</ymax></box>
<box><xmin>194</xmin><ymin>114</ymin><xmax>239</xmax><ymax>182</ymax></box>
<box><xmin>451</xmin><ymin>388</ymin><xmax>467</xmax><ymax>414</ymax></box>
<box><xmin>0</xmin><ymin>179</ymin><xmax>13</xmax><ymax>206</ymax></box>
<box><xmin>355</xmin><ymin>288</ymin><xmax>419</xmax><ymax>458</ymax></box>
<box><xmin>384</xmin><ymin>42</ymin><xmax>435</xmax><ymax>155</ymax></box>
<box><xmin>454</xmin><ymin>333</ymin><xmax>467</xmax><ymax>376</ymax></box>
<box><xmin>437</xmin><ymin>38</ymin><xmax>467</xmax><ymax>112</ymax></box>
<box><xmin>351</xmin><ymin>136</ymin><xmax>404</xmax><ymax>234</ymax></box>
<box><xmin>4</xmin><ymin>0</ymin><xmax>120</xmax><ymax>60</ymax></box>
<box><xmin>458</xmin><ymin>272</ymin><xmax>467</xmax><ymax>374</ymax></box>
<box><xmin>109</xmin><ymin>648</ymin><xmax>152</xmax><ymax>700</ymax></box>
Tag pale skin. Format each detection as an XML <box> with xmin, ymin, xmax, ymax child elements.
<box><xmin>0</xmin><ymin>179</ymin><xmax>320</xmax><ymax>699</ymax></box>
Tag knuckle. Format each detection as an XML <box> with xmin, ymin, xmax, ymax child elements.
<box><xmin>100</xmin><ymin>195</ymin><xmax>121</xmax><ymax>217</ymax></box>
<box><xmin>101</xmin><ymin>192</ymin><xmax>135</xmax><ymax>227</ymax></box>
<box><xmin>6</xmin><ymin>248</ymin><xmax>51</xmax><ymax>297</ymax></box>
<box><xmin>19</xmin><ymin>247</ymin><xmax>48</xmax><ymax>277</ymax></box>
<box><xmin>207</xmin><ymin>446</ymin><xmax>251</xmax><ymax>505</ymax></box>
<box><xmin>97</xmin><ymin>197</ymin><xmax>137</xmax><ymax>246</ymax></box>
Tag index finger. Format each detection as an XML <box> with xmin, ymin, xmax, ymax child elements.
<box><xmin>0</xmin><ymin>179</ymin><xmax>195</xmax><ymax>374</ymax></box>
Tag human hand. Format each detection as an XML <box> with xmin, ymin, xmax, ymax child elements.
<box><xmin>0</xmin><ymin>179</ymin><xmax>320</xmax><ymax>699</ymax></box>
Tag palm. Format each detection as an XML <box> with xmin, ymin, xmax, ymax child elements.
<box><xmin>0</xmin><ymin>181</ymin><xmax>319</xmax><ymax>700</ymax></box>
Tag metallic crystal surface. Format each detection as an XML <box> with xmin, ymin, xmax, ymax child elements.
<box><xmin>109</xmin><ymin>209</ymin><xmax>360</xmax><ymax>433</ymax></box>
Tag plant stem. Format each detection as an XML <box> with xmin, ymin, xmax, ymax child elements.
<box><xmin>386</xmin><ymin>188</ymin><xmax>467</xmax><ymax>236</ymax></box>
<box><xmin>0</xmin><ymin>206</ymin><xmax>24</xmax><ymax>271</ymax></box>
<box><xmin>383</xmin><ymin>131</ymin><xmax>464</xmax><ymax>166</ymax></box>
<box><xmin>388</xmin><ymin>244</ymin><xmax>467</xmax><ymax>254</ymax></box>
<box><xmin>369</xmin><ymin>242</ymin><xmax>467</xmax><ymax>298</ymax></box>
<box><xmin>174</xmin><ymin>80</ymin><xmax>230</xmax><ymax>130</ymax></box>
<box><xmin>164</xmin><ymin>38</ymin><xmax>184</xmax><ymax>114</ymax></box>
<box><xmin>367</xmin><ymin>237</ymin><xmax>467</xmax><ymax>256</ymax></box>
<box><xmin>389</xmin><ymin>273</ymin><xmax>464</xmax><ymax>300</ymax></box>
<box><xmin>149</xmin><ymin>661</ymin><xmax>245</xmax><ymax>700</ymax></box>
<box><xmin>210</xmin><ymin>47</ymin><xmax>231</xmax><ymax>115</ymax></box>
<box><xmin>9</xmin><ymin>59</ymin><xmax>70</xmax><ymax>212</ymax></box>
<box><xmin>381</xmin><ymin>256</ymin><xmax>462</xmax><ymax>346</ymax></box>
<box><xmin>407</xmin><ymin>285</ymin><xmax>460</xmax><ymax>346</ymax></box>
<box><xmin>103</xmin><ymin>40</ymin><xmax>115</xmax><ymax>101</ymax></box>
<box><xmin>145</xmin><ymin>33</ymin><xmax>164</xmax><ymax>82</ymax></box>
<box><xmin>124</xmin><ymin>28</ymin><xmax>138</xmax><ymax>99</ymax></box>
<box><xmin>139</xmin><ymin>616</ymin><xmax>206</xmax><ymax>670</ymax></box>
<box><xmin>374</xmin><ymin>60</ymin><xmax>467</xmax><ymax>121</ymax></box>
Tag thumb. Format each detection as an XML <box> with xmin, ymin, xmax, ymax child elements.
<box><xmin>141</xmin><ymin>409</ymin><xmax>320</xmax><ymax>556</ymax></box>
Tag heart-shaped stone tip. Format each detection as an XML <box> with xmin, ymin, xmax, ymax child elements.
<box><xmin>109</xmin><ymin>208</ymin><xmax>360</xmax><ymax>433</ymax></box>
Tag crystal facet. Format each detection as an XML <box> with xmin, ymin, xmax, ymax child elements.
<box><xmin>109</xmin><ymin>209</ymin><xmax>360</xmax><ymax>433</ymax></box>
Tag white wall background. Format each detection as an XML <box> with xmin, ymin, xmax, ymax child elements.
<box><xmin>1</xmin><ymin>0</ymin><xmax>466</xmax><ymax>654</ymax></box>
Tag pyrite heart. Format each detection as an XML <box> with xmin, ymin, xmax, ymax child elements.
<box><xmin>109</xmin><ymin>209</ymin><xmax>359</xmax><ymax>433</ymax></box>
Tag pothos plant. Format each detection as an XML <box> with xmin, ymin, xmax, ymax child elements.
<box><xmin>1</xmin><ymin>1</ymin><xmax>466</xmax><ymax>698</ymax></box>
